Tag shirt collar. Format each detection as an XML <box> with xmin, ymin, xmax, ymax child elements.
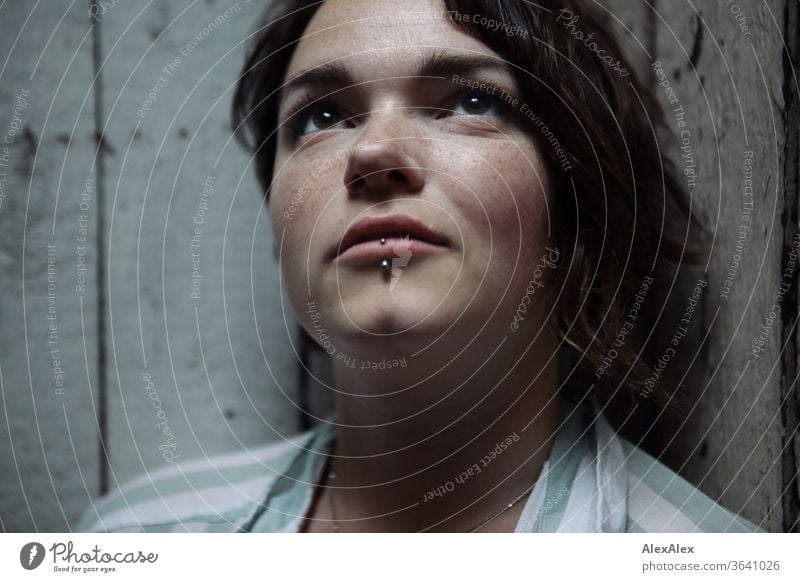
<box><xmin>514</xmin><ymin>396</ymin><xmax>628</xmax><ymax>532</ymax></box>
<box><xmin>247</xmin><ymin>396</ymin><xmax>627</xmax><ymax>532</ymax></box>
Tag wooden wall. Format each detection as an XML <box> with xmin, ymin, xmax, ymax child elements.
<box><xmin>0</xmin><ymin>0</ymin><xmax>797</xmax><ymax>532</ymax></box>
<box><xmin>600</xmin><ymin>0</ymin><xmax>798</xmax><ymax>532</ymax></box>
<box><xmin>0</xmin><ymin>0</ymin><xmax>301</xmax><ymax>532</ymax></box>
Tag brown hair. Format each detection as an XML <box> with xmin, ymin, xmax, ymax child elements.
<box><xmin>232</xmin><ymin>0</ymin><xmax>709</xmax><ymax>418</ymax></box>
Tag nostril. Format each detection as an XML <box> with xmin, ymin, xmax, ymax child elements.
<box><xmin>350</xmin><ymin>174</ymin><xmax>366</xmax><ymax>189</ymax></box>
<box><xmin>387</xmin><ymin>169</ymin><xmax>405</xmax><ymax>183</ymax></box>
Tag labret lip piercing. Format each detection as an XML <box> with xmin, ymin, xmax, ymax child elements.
<box><xmin>379</xmin><ymin>237</ymin><xmax>389</xmax><ymax>271</ymax></box>
<box><xmin>380</xmin><ymin>259</ymin><xmax>391</xmax><ymax>271</ymax></box>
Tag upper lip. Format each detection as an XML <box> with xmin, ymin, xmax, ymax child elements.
<box><xmin>334</xmin><ymin>213</ymin><xmax>450</xmax><ymax>258</ymax></box>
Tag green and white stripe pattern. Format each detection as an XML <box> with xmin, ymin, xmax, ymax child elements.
<box><xmin>75</xmin><ymin>398</ymin><xmax>764</xmax><ymax>533</ymax></box>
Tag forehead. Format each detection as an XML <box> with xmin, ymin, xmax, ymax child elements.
<box><xmin>285</xmin><ymin>0</ymin><xmax>499</xmax><ymax>79</ymax></box>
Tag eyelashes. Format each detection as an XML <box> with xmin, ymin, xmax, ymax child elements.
<box><xmin>281</xmin><ymin>91</ymin><xmax>320</xmax><ymax>135</ymax></box>
<box><xmin>279</xmin><ymin>80</ymin><xmax>515</xmax><ymax>144</ymax></box>
<box><xmin>281</xmin><ymin>91</ymin><xmax>355</xmax><ymax>142</ymax></box>
<box><xmin>448</xmin><ymin>86</ymin><xmax>512</xmax><ymax>117</ymax></box>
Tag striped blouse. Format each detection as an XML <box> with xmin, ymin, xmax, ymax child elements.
<box><xmin>75</xmin><ymin>397</ymin><xmax>764</xmax><ymax>533</ymax></box>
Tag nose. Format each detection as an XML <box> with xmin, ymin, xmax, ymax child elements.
<box><xmin>343</xmin><ymin>114</ymin><xmax>426</xmax><ymax>198</ymax></box>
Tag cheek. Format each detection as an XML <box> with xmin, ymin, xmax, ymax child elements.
<box><xmin>443</xmin><ymin>143</ymin><xmax>553</xmax><ymax>270</ymax></box>
<box><xmin>269</xmin><ymin>165</ymin><xmax>332</xmax><ymax>328</ymax></box>
<box><xmin>269</xmin><ymin>171</ymin><xmax>315</xmax><ymax>299</ymax></box>
<box><xmin>270</xmin><ymin>166</ymin><xmax>309</xmax><ymax>240</ymax></box>
<box><xmin>270</xmin><ymin>161</ymin><xmax>338</xmax><ymax>261</ymax></box>
<box><xmin>474</xmin><ymin>146</ymin><xmax>557</xmax><ymax>321</ymax></box>
<box><xmin>485</xmin><ymin>144</ymin><xmax>551</xmax><ymax>233</ymax></box>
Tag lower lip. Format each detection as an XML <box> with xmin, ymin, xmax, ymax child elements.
<box><xmin>335</xmin><ymin>238</ymin><xmax>447</xmax><ymax>264</ymax></box>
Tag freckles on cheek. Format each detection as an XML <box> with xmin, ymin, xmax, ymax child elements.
<box><xmin>490</xmin><ymin>150</ymin><xmax>551</xmax><ymax>234</ymax></box>
<box><xmin>467</xmin><ymin>153</ymin><xmax>548</xmax><ymax>235</ymax></box>
<box><xmin>467</xmin><ymin>163</ymin><xmax>552</xmax><ymax>282</ymax></box>
<box><xmin>270</xmin><ymin>169</ymin><xmax>315</xmax><ymax>235</ymax></box>
<box><xmin>270</xmin><ymin>166</ymin><xmax>339</xmax><ymax>263</ymax></box>
<box><xmin>273</xmin><ymin>150</ymin><xmax>347</xmax><ymax>221</ymax></box>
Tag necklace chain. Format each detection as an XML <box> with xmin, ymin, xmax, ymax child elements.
<box><xmin>324</xmin><ymin>458</ymin><xmax>534</xmax><ymax>533</ymax></box>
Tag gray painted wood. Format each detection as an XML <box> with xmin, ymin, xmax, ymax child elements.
<box><xmin>0</xmin><ymin>0</ymin><xmax>795</xmax><ymax>532</ymax></box>
<box><xmin>568</xmin><ymin>0</ymin><xmax>792</xmax><ymax>531</ymax></box>
<box><xmin>782</xmin><ymin>0</ymin><xmax>800</xmax><ymax>532</ymax></box>
<box><xmin>0</xmin><ymin>1</ymin><xmax>100</xmax><ymax>531</ymax></box>
<box><xmin>651</xmin><ymin>0</ymin><xmax>787</xmax><ymax>531</ymax></box>
<box><xmin>595</xmin><ymin>0</ymin><xmax>655</xmax><ymax>79</ymax></box>
<box><xmin>96</xmin><ymin>0</ymin><xmax>301</xmax><ymax>488</ymax></box>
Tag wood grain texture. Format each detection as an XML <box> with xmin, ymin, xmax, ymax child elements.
<box><xmin>651</xmin><ymin>0</ymin><xmax>787</xmax><ymax>531</ymax></box>
<box><xmin>0</xmin><ymin>0</ymin><xmax>796</xmax><ymax>533</ymax></box>
<box><xmin>594</xmin><ymin>0</ymin><xmax>655</xmax><ymax>79</ymax></box>
<box><xmin>782</xmin><ymin>0</ymin><xmax>800</xmax><ymax>532</ymax></box>
<box><xmin>95</xmin><ymin>0</ymin><xmax>300</xmax><ymax>488</ymax></box>
<box><xmin>0</xmin><ymin>2</ymin><xmax>100</xmax><ymax>531</ymax></box>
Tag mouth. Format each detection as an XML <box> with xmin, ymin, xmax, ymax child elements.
<box><xmin>333</xmin><ymin>213</ymin><xmax>451</xmax><ymax>262</ymax></box>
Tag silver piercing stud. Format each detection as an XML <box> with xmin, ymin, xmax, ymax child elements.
<box><xmin>380</xmin><ymin>259</ymin><xmax>390</xmax><ymax>271</ymax></box>
<box><xmin>380</xmin><ymin>238</ymin><xmax>386</xmax><ymax>245</ymax></box>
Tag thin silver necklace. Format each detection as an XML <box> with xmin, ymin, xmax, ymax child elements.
<box><xmin>324</xmin><ymin>457</ymin><xmax>534</xmax><ymax>533</ymax></box>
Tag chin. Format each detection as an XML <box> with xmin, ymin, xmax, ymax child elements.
<box><xmin>347</xmin><ymin>289</ymin><xmax>445</xmax><ymax>330</ymax></box>
<box><xmin>332</xmin><ymin>288</ymin><xmax>458</xmax><ymax>353</ymax></box>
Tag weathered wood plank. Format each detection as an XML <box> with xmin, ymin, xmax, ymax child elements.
<box><xmin>783</xmin><ymin>0</ymin><xmax>800</xmax><ymax>533</ymax></box>
<box><xmin>96</xmin><ymin>0</ymin><xmax>300</xmax><ymax>486</ymax></box>
<box><xmin>594</xmin><ymin>0</ymin><xmax>655</xmax><ymax>80</ymax></box>
<box><xmin>0</xmin><ymin>2</ymin><xmax>100</xmax><ymax>531</ymax></box>
<box><xmin>652</xmin><ymin>0</ymin><xmax>786</xmax><ymax>531</ymax></box>
<box><xmin>1</xmin><ymin>0</ymin><xmax>792</xmax><ymax>533</ymax></box>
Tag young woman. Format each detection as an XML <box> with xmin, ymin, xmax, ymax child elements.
<box><xmin>77</xmin><ymin>0</ymin><xmax>763</xmax><ymax>533</ymax></box>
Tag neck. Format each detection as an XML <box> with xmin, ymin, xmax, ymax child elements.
<box><xmin>326</xmin><ymin>327</ymin><xmax>563</xmax><ymax>532</ymax></box>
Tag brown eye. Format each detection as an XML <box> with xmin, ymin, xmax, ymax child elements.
<box><xmin>295</xmin><ymin>105</ymin><xmax>347</xmax><ymax>137</ymax></box>
<box><xmin>449</xmin><ymin>89</ymin><xmax>508</xmax><ymax>117</ymax></box>
<box><xmin>311</xmin><ymin>108</ymin><xmax>341</xmax><ymax>129</ymax></box>
<box><xmin>461</xmin><ymin>92</ymin><xmax>492</xmax><ymax>114</ymax></box>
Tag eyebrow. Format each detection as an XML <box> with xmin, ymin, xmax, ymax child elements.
<box><xmin>279</xmin><ymin>50</ymin><xmax>514</xmax><ymax>108</ymax></box>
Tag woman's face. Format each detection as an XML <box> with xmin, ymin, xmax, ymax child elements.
<box><xmin>271</xmin><ymin>0</ymin><xmax>556</xmax><ymax>359</ymax></box>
